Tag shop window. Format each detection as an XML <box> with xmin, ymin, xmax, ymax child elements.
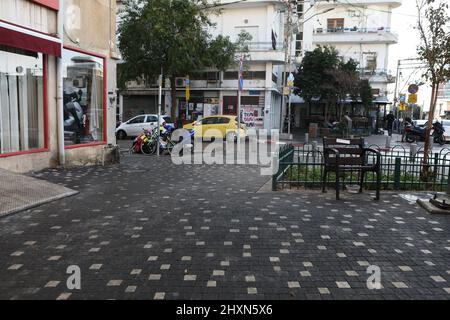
<box><xmin>0</xmin><ymin>46</ymin><xmax>45</xmax><ymax>155</ymax></box>
<box><xmin>224</xmin><ymin>72</ymin><xmax>238</xmax><ymax>80</ymax></box>
<box><xmin>62</xmin><ymin>48</ymin><xmax>105</xmax><ymax>146</ymax></box>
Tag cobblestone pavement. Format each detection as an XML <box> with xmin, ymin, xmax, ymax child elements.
<box><xmin>0</xmin><ymin>153</ymin><xmax>450</xmax><ymax>300</ymax></box>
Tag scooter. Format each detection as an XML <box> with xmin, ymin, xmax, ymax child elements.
<box><xmin>405</xmin><ymin>121</ymin><xmax>446</xmax><ymax>145</ymax></box>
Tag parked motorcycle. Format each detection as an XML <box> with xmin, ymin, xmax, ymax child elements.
<box><xmin>405</xmin><ymin>121</ymin><xmax>446</xmax><ymax>145</ymax></box>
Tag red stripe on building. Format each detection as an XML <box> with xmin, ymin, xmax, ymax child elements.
<box><xmin>0</xmin><ymin>27</ymin><xmax>61</xmax><ymax>57</ymax></box>
<box><xmin>30</xmin><ymin>0</ymin><xmax>59</xmax><ymax>11</ymax></box>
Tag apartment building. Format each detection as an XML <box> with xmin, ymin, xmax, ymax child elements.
<box><xmin>312</xmin><ymin>0</ymin><xmax>400</xmax><ymax>95</ymax></box>
<box><xmin>0</xmin><ymin>0</ymin><xmax>118</xmax><ymax>172</ymax></box>
<box><xmin>291</xmin><ymin>0</ymin><xmax>401</xmax><ymax>129</ymax></box>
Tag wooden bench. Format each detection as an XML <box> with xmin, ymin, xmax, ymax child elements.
<box><xmin>322</xmin><ymin>137</ymin><xmax>381</xmax><ymax>200</ymax></box>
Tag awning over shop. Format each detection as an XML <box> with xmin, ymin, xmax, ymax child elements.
<box><xmin>0</xmin><ymin>22</ymin><xmax>61</xmax><ymax>57</ymax></box>
<box><xmin>374</xmin><ymin>96</ymin><xmax>392</xmax><ymax>105</ymax></box>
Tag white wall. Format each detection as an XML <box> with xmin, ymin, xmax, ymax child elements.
<box><xmin>209</xmin><ymin>4</ymin><xmax>280</xmax><ymax>45</ymax></box>
<box><xmin>0</xmin><ymin>0</ymin><xmax>57</xmax><ymax>34</ymax></box>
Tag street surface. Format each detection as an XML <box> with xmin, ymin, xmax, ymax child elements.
<box><xmin>0</xmin><ymin>150</ymin><xmax>449</xmax><ymax>299</ymax></box>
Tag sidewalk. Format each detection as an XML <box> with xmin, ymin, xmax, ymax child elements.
<box><xmin>0</xmin><ymin>169</ymin><xmax>78</xmax><ymax>218</ymax></box>
<box><xmin>0</xmin><ymin>154</ymin><xmax>449</xmax><ymax>300</ymax></box>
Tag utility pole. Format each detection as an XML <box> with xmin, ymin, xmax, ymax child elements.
<box><xmin>157</xmin><ymin>69</ymin><xmax>163</xmax><ymax>156</ymax></box>
<box><xmin>393</xmin><ymin>59</ymin><xmax>401</xmax><ymax>121</ymax></box>
<box><xmin>280</xmin><ymin>0</ymin><xmax>293</xmax><ymax>134</ymax></box>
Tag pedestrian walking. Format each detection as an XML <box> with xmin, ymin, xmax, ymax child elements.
<box><xmin>385</xmin><ymin>111</ymin><xmax>395</xmax><ymax>136</ymax></box>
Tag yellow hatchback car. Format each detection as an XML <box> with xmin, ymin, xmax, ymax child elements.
<box><xmin>183</xmin><ymin>115</ymin><xmax>246</xmax><ymax>140</ymax></box>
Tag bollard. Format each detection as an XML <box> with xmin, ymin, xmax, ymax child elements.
<box><xmin>305</xmin><ymin>133</ymin><xmax>309</xmax><ymax>144</ymax></box>
<box><xmin>394</xmin><ymin>157</ymin><xmax>401</xmax><ymax>190</ymax></box>
<box><xmin>385</xmin><ymin>135</ymin><xmax>392</xmax><ymax>149</ymax></box>
<box><xmin>311</xmin><ymin>141</ymin><xmax>317</xmax><ymax>152</ymax></box>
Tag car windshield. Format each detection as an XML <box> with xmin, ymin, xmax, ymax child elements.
<box><xmin>163</xmin><ymin>116</ymin><xmax>172</xmax><ymax>123</ymax></box>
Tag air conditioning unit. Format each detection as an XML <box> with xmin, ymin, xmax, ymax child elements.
<box><xmin>175</xmin><ymin>77</ymin><xmax>186</xmax><ymax>87</ymax></box>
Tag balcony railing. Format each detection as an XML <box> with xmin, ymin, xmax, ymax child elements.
<box><xmin>246</xmin><ymin>42</ymin><xmax>284</xmax><ymax>51</ymax></box>
<box><xmin>359</xmin><ymin>69</ymin><xmax>396</xmax><ymax>83</ymax></box>
<box><xmin>314</xmin><ymin>27</ymin><xmax>393</xmax><ymax>34</ymax></box>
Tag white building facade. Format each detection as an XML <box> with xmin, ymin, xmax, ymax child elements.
<box><xmin>311</xmin><ymin>0</ymin><xmax>401</xmax><ymax>96</ymax></box>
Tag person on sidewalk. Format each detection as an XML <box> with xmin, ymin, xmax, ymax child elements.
<box><xmin>385</xmin><ymin>112</ymin><xmax>395</xmax><ymax>136</ymax></box>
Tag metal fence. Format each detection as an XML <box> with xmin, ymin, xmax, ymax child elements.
<box><xmin>272</xmin><ymin>143</ymin><xmax>450</xmax><ymax>192</ymax></box>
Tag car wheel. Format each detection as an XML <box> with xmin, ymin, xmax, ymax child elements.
<box><xmin>117</xmin><ymin>130</ymin><xmax>127</xmax><ymax>140</ymax></box>
<box><xmin>405</xmin><ymin>135</ymin><xmax>415</xmax><ymax>143</ymax></box>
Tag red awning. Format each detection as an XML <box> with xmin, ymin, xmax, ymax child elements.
<box><xmin>0</xmin><ymin>26</ymin><xmax>61</xmax><ymax>57</ymax></box>
<box><xmin>30</xmin><ymin>0</ymin><xmax>59</xmax><ymax>11</ymax></box>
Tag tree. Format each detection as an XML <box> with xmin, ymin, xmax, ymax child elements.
<box><xmin>294</xmin><ymin>46</ymin><xmax>341</xmax><ymax>109</ymax></box>
<box><xmin>326</xmin><ymin>59</ymin><xmax>360</xmax><ymax>120</ymax></box>
<box><xmin>416</xmin><ymin>0</ymin><xmax>450</xmax><ymax>179</ymax></box>
<box><xmin>359</xmin><ymin>79</ymin><xmax>373</xmax><ymax>115</ymax></box>
<box><xmin>118</xmin><ymin>0</ymin><xmax>247</xmax><ymax>120</ymax></box>
<box><xmin>294</xmin><ymin>46</ymin><xmax>361</xmax><ymax>122</ymax></box>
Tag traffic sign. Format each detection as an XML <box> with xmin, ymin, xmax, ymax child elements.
<box><xmin>287</xmin><ymin>73</ymin><xmax>294</xmax><ymax>87</ymax></box>
<box><xmin>408</xmin><ymin>93</ymin><xmax>417</xmax><ymax>104</ymax></box>
<box><xmin>408</xmin><ymin>84</ymin><xmax>419</xmax><ymax>94</ymax></box>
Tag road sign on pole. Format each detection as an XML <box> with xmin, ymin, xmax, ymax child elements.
<box><xmin>408</xmin><ymin>93</ymin><xmax>417</xmax><ymax>104</ymax></box>
<box><xmin>408</xmin><ymin>84</ymin><xmax>419</xmax><ymax>94</ymax></box>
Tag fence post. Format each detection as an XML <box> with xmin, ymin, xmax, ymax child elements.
<box><xmin>447</xmin><ymin>165</ymin><xmax>450</xmax><ymax>195</ymax></box>
<box><xmin>394</xmin><ymin>157</ymin><xmax>401</xmax><ymax>190</ymax></box>
<box><xmin>433</xmin><ymin>153</ymin><xmax>439</xmax><ymax>176</ymax></box>
<box><xmin>272</xmin><ymin>153</ymin><xmax>280</xmax><ymax>191</ymax></box>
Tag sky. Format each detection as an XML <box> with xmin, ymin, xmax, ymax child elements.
<box><xmin>388</xmin><ymin>0</ymin><xmax>435</xmax><ymax>111</ymax></box>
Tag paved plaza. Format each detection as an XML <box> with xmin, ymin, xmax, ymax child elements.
<box><xmin>0</xmin><ymin>152</ymin><xmax>449</xmax><ymax>300</ymax></box>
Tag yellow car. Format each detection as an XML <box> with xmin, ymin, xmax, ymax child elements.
<box><xmin>183</xmin><ymin>115</ymin><xmax>246</xmax><ymax>140</ymax></box>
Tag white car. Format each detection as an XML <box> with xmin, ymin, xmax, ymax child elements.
<box><xmin>115</xmin><ymin>114</ymin><xmax>173</xmax><ymax>139</ymax></box>
<box><xmin>441</xmin><ymin>120</ymin><xmax>450</xmax><ymax>142</ymax></box>
<box><xmin>412</xmin><ymin>119</ymin><xmax>427</xmax><ymax>127</ymax></box>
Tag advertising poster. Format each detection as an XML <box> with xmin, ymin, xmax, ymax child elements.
<box><xmin>242</xmin><ymin>106</ymin><xmax>264</xmax><ymax>129</ymax></box>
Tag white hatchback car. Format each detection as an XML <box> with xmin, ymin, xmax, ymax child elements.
<box><xmin>115</xmin><ymin>114</ymin><xmax>173</xmax><ymax>139</ymax></box>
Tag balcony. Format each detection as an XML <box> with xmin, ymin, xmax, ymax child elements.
<box><xmin>313</xmin><ymin>27</ymin><xmax>398</xmax><ymax>44</ymax></box>
<box><xmin>315</xmin><ymin>0</ymin><xmax>402</xmax><ymax>8</ymax></box>
<box><xmin>359</xmin><ymin>69</ymin><xmax>396</xmax><ymax>84</ymax></box>
<box><xmin>243</xmin><ymin>42</ymin><xmax>286</xmax><ymax>64</ymax></box>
